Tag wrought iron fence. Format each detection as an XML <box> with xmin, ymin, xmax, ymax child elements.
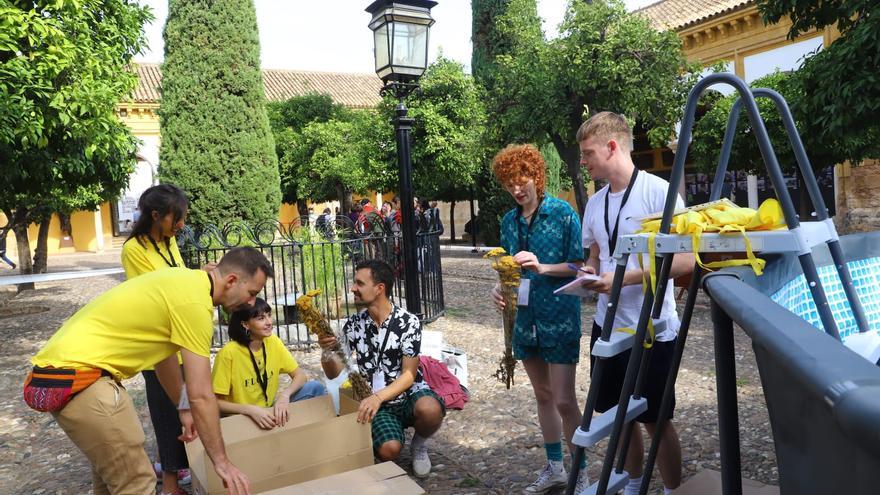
<box><xmin>177</xmin><ymin>212</ymin><xmax>445</xmax><ymax>348</ymax></box>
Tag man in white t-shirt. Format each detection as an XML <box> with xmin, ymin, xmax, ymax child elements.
<box><xmin>577</xmin><ymin>112</ymin><xmax>694</xmax><ymax>495</ymax></box>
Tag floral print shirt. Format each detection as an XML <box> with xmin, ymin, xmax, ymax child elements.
<box><xmin>342</xmin><ymin>305</ymin><xmax>427</xmax><ymax>404</ymax></box>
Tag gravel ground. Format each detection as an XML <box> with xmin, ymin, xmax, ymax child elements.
<box><xmin>0</xmin><ymin>250</ymin><xmax>777</xmax><ymax>494</ymax></box>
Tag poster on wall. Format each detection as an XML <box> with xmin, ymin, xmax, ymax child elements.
<box><xmin>117</xmin><ymin>196</ymin><xmax>137</xmax><ymax>233</ymax></box>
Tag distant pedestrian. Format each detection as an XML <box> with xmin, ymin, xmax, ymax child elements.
<box><xmin>0</xmin><ymin>229</ymin><xmax>16</xmax><ymax>269</ymax></box>
<box><xmin>315</xmin><ymin>208</ymin><xmax>333</xmax><ymax>240</ymax></box>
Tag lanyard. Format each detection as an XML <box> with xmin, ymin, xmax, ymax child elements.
<box><xmin>149</xmin><ymin>237</ymin><xmax>178</xmax><ymax>268</ymax></box>
<box><xmin>247</xmin><ymin>343</ymin><xmax>269</xmax><ymax>404</ymax></box>
<box><xmin>372</xmin><ymin>319</ymin><xmax>393</xmax><ymax>371</ymax></box>
<box><xmin>517</xmin><ymin>196</ymin><xmax>544</xmax><ymax>253</ymax></box>
<box><xmin>604</xmin><ymin>169</ymin><xmax>639</xmax><ymax>257</ymax></box>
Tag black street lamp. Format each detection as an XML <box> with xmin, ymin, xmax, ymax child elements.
<box><xmin>366</xmin><ymin>0</ymin><xmax>436</xmax><ymax>317</ymax></box>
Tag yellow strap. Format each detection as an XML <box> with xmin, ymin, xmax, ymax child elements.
<box><xmin>627</xmin><ymin>247</ymin><xmax>655</xmax><ymax>349</ymax></box>
<box><xmin>690</xmin><ymin>226</ymin><xmax>766</xmax><ymax>276</ymax></box>
<box><xmin>615</xmin><ymin>326</ymin><xmax>654</xmax><ymax>349</ymax></box>
<box><xmin>646</xmin><ymin>231</ymin><xmax>658</xmax><ymax>294</ymax></box>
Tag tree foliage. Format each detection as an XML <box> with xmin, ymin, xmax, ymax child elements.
<box><xmin>268</xmin><ymin>93</ymin><xmax>349</xmax><ymax>208</ymax></box>
<box><xmin>159</xmin><ymin>0</ymin><xmax>280</xmax><ymax>227</ymax></box>
<box><xmin>269</xmin><ymin>93</ymin><xmax>394</xmax><ymax>215</ymax></box>
<box><xmin>691</xmin><ymin>71</ymin><xmax>850</xmax><ymax>175</ymax></box>
<box><xmin>492</xmin><ymin>0</ymin><xmax>698</xmax><ymax>215</ymax></box>
<box><xmin>387</xmin><ymin>57</ymin><xmax>487</xmax><ymax>202</ymax></box>
<box><xmin>0</xmin><ymin>0</ymin><xmax>151</xmax><ymax>274</ymax></box>
<box><xmin>295</xmin><ymin>110</ymin><xmax>395</xmax><ymax>204</ymax></box>
<box><xmin>542</xmin><ymin>143</ymin><xmax>571</xmax><ymax>196</ymax></box>
<box><xmin>471</xmin><ymin>0</ymin><xmax>525</xmax><ymax>245</ymax></box>
<box><xmin>757</xmin><ymin>0</ymin><xmax>880</xmax><ymax>163</ymax></box>
<box><xmin>270</xmin><ymin>59</ymin><xmax>485</xmax><ymax>220</ymax></box>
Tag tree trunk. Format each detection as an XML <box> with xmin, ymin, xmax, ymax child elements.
<box><xmin>296</xmin><ymin>199</ymin><xmax>309</xmax><ymax>227</ymax></box>
<box><xmin>449</xmin><ymin>200</ymin><xmax>456</xmax><ymax>242</ymax></box>
<box><xmin>9</xmin><ymin>209</ymin><xmax>34</xmax><ymax>291</ymax></box>
<box><xmin>337</xmin><ymin>183</ymin><xmax>352</xmax><ymax>218</ymax></box>
<box><xmin>551</xmin><ymin>133</ymin><xmax>588</xmax><ymax>217</ymax></box>
<box><xmin>33</xmin><ymin>218</ymin><xmax>51</xmax><ymax>274</ymax></box>
<box><xmin>798</xmin><ymin>169</ymin><xmax>811</xmax><ymax>220</ymax></box>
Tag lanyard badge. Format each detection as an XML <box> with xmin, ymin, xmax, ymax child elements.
<box><xmin>604</xmin><ymin>169</ymin><xmax>639</xmax><ymax>257</ymax></box>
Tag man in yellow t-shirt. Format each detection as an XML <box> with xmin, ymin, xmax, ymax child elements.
<box><xmin>26</xmin><ymin>247</ymin><xmax>273</xmax><ymax>495</ymax></box>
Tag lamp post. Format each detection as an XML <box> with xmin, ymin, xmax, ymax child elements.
<box><xmin>366</xmin><ymin>0</ymin><xmax>436</xmax><ymax>317</ymax></box>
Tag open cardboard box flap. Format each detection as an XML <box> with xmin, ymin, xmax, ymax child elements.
<box><xmin>258</xmin><ymin>462</ymin><xmax>425</xmax><ymax>494</ymax></box>
<box><xmin>186</xmin><ymin>395</ymin><xmax>373</xmax><ymax>495</ymax></box>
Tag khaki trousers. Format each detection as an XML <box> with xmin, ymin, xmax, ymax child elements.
<box><xmin>53</xmin><ymin>377</ymin><xmax>155</xmax><ymax>495</ymax></box>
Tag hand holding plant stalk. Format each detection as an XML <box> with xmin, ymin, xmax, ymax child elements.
<box><xmin>296</xmin><ymin>290</ymin><xmax>373</xmax><ymax>400</ymax></box>
<box><xmin>484</xmin><ymin>248</ymin><xmax>521</xmax><ymax>389</ymax></box>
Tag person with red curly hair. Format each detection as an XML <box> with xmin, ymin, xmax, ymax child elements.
<box><xmin>490</xmin><ymin>144</ymin><xmax>589</xmax><ymax>494</ymax></box>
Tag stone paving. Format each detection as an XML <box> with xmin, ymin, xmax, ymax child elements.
<box><xmin>0</xmin><ymin>250</ymin><xmax>777</xmax><ymax>494</ymax></box>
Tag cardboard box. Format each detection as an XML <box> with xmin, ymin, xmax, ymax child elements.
<box><xmin>259</xmin><ymin>462</ymin><xmax>425</xmax><ymax>494</ymax></box>
<box><xmin>673</xmin><ymin>469</ymin><xmax>779</xmax><ymax>495</ymax></box>
<box><xmin>186</xmin><ymin>395</ymin><xmax>373</xmax><ymax>495</ymax></box>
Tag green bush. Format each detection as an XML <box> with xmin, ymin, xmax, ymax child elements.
<box><xmin>292</xmin><ymin>227</ymin><xmax>348</xmax><ymax>317</ymax></box>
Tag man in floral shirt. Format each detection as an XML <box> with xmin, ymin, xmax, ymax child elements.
<box><xmin>318</xmin><ymin>259</ymin><xmax>445</xmax><ymax>478</ymax></box>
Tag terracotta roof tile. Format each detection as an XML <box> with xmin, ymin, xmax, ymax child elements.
<box><xmin>131</xmin><ymin>63</ymin><xmax>162</xmax><ymax>103</ymax></box>
<box><xmin>635</xmin><ymin>0</ymin><xmax>753</xmax><ymax>31</ymax></box>
<box><xmin>129</xmin><ymin>63</ymin><xmax>382</xmax><ymax>108</ymax></box>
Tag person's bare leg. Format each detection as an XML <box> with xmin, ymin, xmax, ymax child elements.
<box><xmin>624</xmin><ymin>423</ymin><xmax>645</xmax><ymax>478</ymax></box>
<box><xmin>412</xmin><ymin>396</ymin><xmax>443</xmax><ymax>438</ymax></box>
<box><xmin>160</xmin><ymin>471</ymin><xmax>178</xmax><ymax>494</ymax></box>
<box><xmin>645</xmin><ymin>421</ymin><xmax>682</xmax><ymax>488</ymax></box>
<box><xmin>522</xmin><ymin>357</ymin><xmax>562</xmax><ymax>443</ymax></box>
<box><xmin>547</xmin><ymin>363</ymin><xmax>581</xmax><ymax>454</ymax></box>
<box><xmin>376</xmin><ymin>440</ymin><xmax>403</xmax><ymax>462</ymax></box>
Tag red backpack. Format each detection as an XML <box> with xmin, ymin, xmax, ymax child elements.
<box><xmin>418</xmin><ymin>356</ymin><xmax>468</xmax><ymax>410</ymax></box>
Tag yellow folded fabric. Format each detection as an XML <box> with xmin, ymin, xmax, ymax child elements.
<box><xmin>640</xmin><ymin>198</ymin><xmax>786</xmax><ymax>278</ymax></box>
<box><xmin>610</xmin><ymin>199</ymin><xmax>786</xmax><ymax>347</ymax></box>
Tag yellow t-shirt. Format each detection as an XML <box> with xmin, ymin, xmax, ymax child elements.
<box><xmin>32</xmin><ymin>268</ymin><xmax>215</xmax><ymax>381</ymax></box>
<box><xmin>212</xmin><ymin>335</ymin><xmax>299</xmax><ymax>408</ymax></box>
<box><xmin>122</xmin><ymin>235</ymin><xmax>184</xmax><ymax>279</ymax></box>
<box><xmin>121</xmin><ymin>235</ymin><xmax>186</xmax><ymax>369</ymax></box>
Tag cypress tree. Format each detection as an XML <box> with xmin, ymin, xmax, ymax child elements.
<box><xmin>471</xmin><ymin>0</ymin><xmax>540</xmax><ymax>245</ymax></box>
<box><xmin>472</xmin><ymin>0</ymin><xmax>513</xmax><ymax>88</ymax></box>
<box><xmin>159</xmin><ymin>0</ymin><xmax>281</xmax><ymax>226</ymax></box>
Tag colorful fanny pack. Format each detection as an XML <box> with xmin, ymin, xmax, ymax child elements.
<box><xmin>23</xmin><ymin>366</ymin><xmax>105</xmax><ymax>412</ymax></box>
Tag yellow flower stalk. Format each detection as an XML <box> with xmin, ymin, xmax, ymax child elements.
<box><xmin>484</xmin><ymin>248</ymin><xmax>521</xmax><ymax>389</ymax></box>
<box><xmin>296</xmin><ymin>289</ymin><xmax>372</xmax><ymax>400</ymax></box>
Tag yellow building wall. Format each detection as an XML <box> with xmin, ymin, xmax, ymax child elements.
<box><xmin>118</xmin><ymin>104</ymin><xmax>161</xmax><ymax>136</ymax></box>
<box><xmin>101</xmin><ymin>202</ymin><xmax>114</xmax><ymax>246</ymax></box>
<box><xmin>70</xmin><ymin>211</ymin><xmax>98</xmax><ymax>252</ymax></box>
<box><xmin>1</xmin><ymin>212</ymin><xmax>79</xmax><ymax>261</ymax></box>
<box><xmin>677</xmin><ymin>5</ymin><xmax>839</xmax><ymax>71</ymax></box>
<box><xmin>279</xmin><ymin>203</ymin><xmax>298</xmax><ymax>225</ymax></box>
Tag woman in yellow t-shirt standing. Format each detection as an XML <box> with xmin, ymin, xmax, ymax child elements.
<box><xmin>213</xmin><ymin>298</ymin><xmax>326</xmax><ymax>428</ymax></box>
<box><xmin>121</xmin><ymin>184</ymin><xmax>190</xmax><ymax>495</ymax></box>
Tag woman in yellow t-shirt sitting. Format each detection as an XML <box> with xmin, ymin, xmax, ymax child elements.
<box><xmin>212</xmin><ymin>298</ymin><xmax>326</xmax><ymax>429</ymax></box>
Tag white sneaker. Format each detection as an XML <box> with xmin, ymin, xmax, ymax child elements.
<box><xmin>523</xmin><ymin>462</ymin><xmax>567</xmax><ymax>494</ymax></box>
<box><xmin>574</xmin><ymin>469</ymin><xmax>590</xmax><ymax>494</ymax></box>
<box><xmin>411</xmin><ymin>436</ymin><xmax>431</xmax><ymax>478</ymax></box>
